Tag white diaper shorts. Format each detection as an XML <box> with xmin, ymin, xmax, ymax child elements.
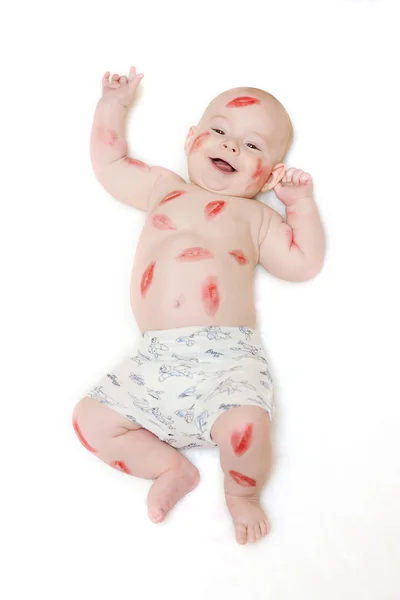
<box><xmin>85</xmin><ymin>325</ymin><xmax>274</xmax><ymax>450</ymax></box>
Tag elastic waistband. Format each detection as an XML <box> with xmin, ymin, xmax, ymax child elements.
<box><xmin>139</xmin><ymin>325</ymin><xmax>262</xmax><ymax>361</ymax></box>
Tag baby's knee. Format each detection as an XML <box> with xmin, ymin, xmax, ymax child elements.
<box><xmin>210</xmin><ymin>406</ymin><xmax>270</xmax><ymax>447</ymax></box>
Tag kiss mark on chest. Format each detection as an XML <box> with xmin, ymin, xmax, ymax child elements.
<box><xmin>204</xmin><ymin>200</ymin><xmax>226</xmax><ymax>221</ymax></box>
<box><xmin>152</xmin><ymin>214</ymin><xmax>177</xmax><ymax>231</ymax></box>
<box><xmin>159</xmin><ymin>190</ymin><xmax>186</xmax><ymax>206</ymax></box>
<box><xmin>228</xmin><ymin>249</ymin><xmax>249</xmax><ymax>265</ymax></box>
<box><xmin>175</xmin><ymin>247</ymin><xmax>214</xmax><ymax>261</ymax></box>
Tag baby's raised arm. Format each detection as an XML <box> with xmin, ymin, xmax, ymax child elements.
<box><xmin>90</xmin><ymin>67</ymin><xmax>184</xmax><ymax>212</ymax></box>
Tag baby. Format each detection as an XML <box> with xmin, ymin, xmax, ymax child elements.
<box><xmin>72</xmin><ymin>66</ymin><xmax>325</xmax><ymax>545</ymax></box>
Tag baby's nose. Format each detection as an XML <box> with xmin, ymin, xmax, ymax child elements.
<box><xmin>221</xmin><ymin>140</ymin><xmax>239</xmax><ymax>153</ymax></box>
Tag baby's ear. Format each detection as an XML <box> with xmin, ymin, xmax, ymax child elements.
<box><xmin>184</xmin><ymin>126</ymin><xmax>197</xmax><ymax>156</ymax></box>
<box><xmin>261</xmin><ymin>163</ymin><xmax>285</xmax><ymax>192</ymax></box>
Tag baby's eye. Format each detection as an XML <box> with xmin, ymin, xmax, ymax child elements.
<box><xmin>247</xmin><ymin>143</ymin><xmax>260</xmax><ymax>151</ymax></box>
<box><xmin>212</xmin><ymin>128</ymin><xmax>225</xmax><ymax>135</ymax></box>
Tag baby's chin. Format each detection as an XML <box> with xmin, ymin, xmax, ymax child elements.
<box><xmin>188</xmin><ymin>167</ymin><xmax>250</xmax><ymax>197</ymax></box>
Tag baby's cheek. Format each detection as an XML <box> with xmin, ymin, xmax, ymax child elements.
<box><xmin>190</xmin><ymin>131</ymin><xmax>210</xmax><ymax>153</ymax></box>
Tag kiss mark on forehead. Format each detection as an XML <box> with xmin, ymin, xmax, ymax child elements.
<box><xmin>159</xmin><ymin>190</ymin><xmax>186</xmax><ymax>205</ymax></box>
<box><xmin>151</xmin><ymin>214</ymin><xmax>177</xmax><ymax>231</ymax></box>
<box><xmin>190</xmin><ymin>131</ymin><xmax>210</xmax><ymax>153</ymax></box>
<box><xmin>175</xmin><ymin>247</ymin><xmax>214</xmax><ymax>261</ymax></box>
<box><xmin>226</xmin><ymin>96</ymin><xmax>261</xmax><ymax>108</ymax></box>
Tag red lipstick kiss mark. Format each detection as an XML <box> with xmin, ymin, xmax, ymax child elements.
<box><xmin>141</xmin><ymin>261</ymin><xmax>155</xmax><ymax>297</ymax></box>
<box><xmin>231</xmin><ymin>424</ymin><xmax>253</xmax><ymax>456</ymax></box>
<box><xmin>152</xmin><ymin>214</ymin><xmax>177</xmax><ymax>231</ymax></box>
<box><xmin>204</xmin><ymin>200</ymin><xmax>226</xmax><ymax>221</ymax></box>
<box><xmin>159</xmin><ymin>190</ymin><xmax>186</xmax><ymax>206</ymax></box>
<box><xmin>110</xmin><ymin>460</ymin><xmax>132</xmax><ymax>475</ymax></box>
<box><xmin>251</xmin><ymin>158</ymin><xmax>264</xmax><ymax>180</ymax></box>
<box><xmin>226</xmin><ymin>96</ymin><xmax>261</xmax><ymax>108</ymax></box>
<box><xmin>72</xmin><ymin>418</ymin><xmax>97</xmax><ymax>454</ymax></box>
<box><xmin>176</xmin><ymin>247</ymin><xmax>214</xmax><ymax>261</ymax></box>
<box><xmin>190</xmin><ymin>131</ymin><xmax>210</xmax><ymax>153</ymax></box>
<box><xmin>228</xmin><ymin>249</ymin><xmax>249</xmax><ymax>265</ymax></box>
<box><xmin>201</xmin><ymin>275</ymin><xmax>220</xmax><ymax>317</ymax></box>
<box><xmin>229</xmin><ymin>470</ymin><xmax>257</xmax><ymax>487</ymax></box>
<box><xmin>98</xmin><ymin>126</ymin><xmax>118</xmax><ymax>146</ymax></box>
<box><xmin>124</xmin><ymin>157</ymin><xmax>148</xmax><ymax>169</ymax></box>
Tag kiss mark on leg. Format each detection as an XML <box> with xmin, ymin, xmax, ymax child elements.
<box><xmin>228</xmin><ymin>249</ymin><xmax>249</xmax><ymax>265</ymax></box>
<box><xmin>226</xmin><ymin>96</ymin><xmax>261</xmax><ymax>108</ymax></box>
<box><xmin>110</xmin><ymin>460</ymin><xmax>132</xmax><ymax>475</ymax></box>
<box><xmin>72</xmin><ymin>418</ymin><xmax>97</xmax><ymax>454</ymax></box>
<box><xmin>159</xmin><ymin>190</ymin><xmax>186</xmax><ymax>206</ymax></box>
<box><xmin>201</xmin><ymin>275</ymin><xmax>220</xmax><ymax>317</ymax></box>
<box><xmin>229</xmin><ymin>469</ymin><xmax>257</xmax><ymax>487</ymax></box>
<box><xmin>98</xmin><ymin>126</ymin><xmax>118</xmax><ymax>147</ymax></box>
<box><xmin>204</xmin><ymin>200</ymin><xmax>226</xmax><ymax>221</ymax></box>
<box><xmin>190</xmin><ymin>131</ymin><xmax>210</xmax><ymax>153</ymax></box>
<box><xmin>151</xmin><ymin>214</ymin><xmax>177</xmax><ymax>231</ymax></box>
<box><xmin>231</xmin><ymin>424</ymin><xmax>253</xmax><ymax>456</ymax></box>
<box><xmin>124</xmin><ymin>157</ymin><xmax>149</xmax><ymax>169</ymax></box>
<box><xmin>175</xmin><ymin>247</ymin><xmax>214</xmax><ymax>261</ymax></box>
<box><xmin>141</xmin><ymin>261</ymin><xmax>155</xmax><ymax>297</ymax></box>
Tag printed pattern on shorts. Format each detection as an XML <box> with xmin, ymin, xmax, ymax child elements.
<box><xmin>86</xmin><ymin>325</ymin><xmax>274</xmax><ymax>449</ymax></box>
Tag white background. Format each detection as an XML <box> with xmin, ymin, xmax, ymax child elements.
<box><xmin>2</xmin><ymin>0</ymin><xmax>399</xmax><ymax>598</ymax></box>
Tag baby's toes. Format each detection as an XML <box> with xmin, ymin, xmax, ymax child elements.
<box><xmin>234</xmin><ymin>522</ymin><xmax>248</xmax><ymax>545</ymax></box>
<box><xmin>260</xmin><ymin>518</ymin><xmax>270</xmax><ymax>536</ymax></box>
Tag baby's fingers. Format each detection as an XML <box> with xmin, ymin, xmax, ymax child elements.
<box><xmin>128</xmin><ymin>65</ymin><xmax>144</xmax><ymax>90</ymax></box>
<box><xmin>102</xmin><ymin>71</ymin><xmax>121</xmax><ymax>89</ymax></box>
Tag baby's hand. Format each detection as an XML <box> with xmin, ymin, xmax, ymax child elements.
<box><xmin>101</xmin><ymin>66</ymin><xmax>144</xmax><ymax>108</ymax></box>
<box><xmin>273</xmin><ymin>168</ymin><xmax>314</xmax><ymax>206</ymax></box>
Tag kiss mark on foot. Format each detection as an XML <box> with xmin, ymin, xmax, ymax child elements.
<box><xmin>229</xmin><ymin>469</ymin><xmax>257</xmax><ymax>487</ymax></box>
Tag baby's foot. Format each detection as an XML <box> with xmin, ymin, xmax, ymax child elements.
<box><xmin>147</xmin><ymin>463</ymin><xmax>199</xmax><ymax>524</ymax></box>
<box><xmin>225</xmin><ymin>493</ymin><xmax>270</xmax><ymax>545</ymax></box>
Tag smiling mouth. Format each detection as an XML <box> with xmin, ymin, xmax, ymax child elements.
<box><xmin>209</xmin><ymin>157</ymin><xmax>237</xmax><ymax>174</ymax></box>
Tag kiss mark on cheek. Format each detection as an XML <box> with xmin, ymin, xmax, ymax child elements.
<box><xmin>159</xmin><ymin>190</ymin><xmax>186</xmax><ymax>206</ymax></box>
<box><xmin>72</xmin><ymin>418</ymin><xmax>97</xmax><ymax>454</ymax></box>
<box><xmin>190</xmin><ymin>131</ymin><xmax>210</xmax><ymax>153</ymax></box>
<box><xmin>204</xmin><ymin>200</ymin><xmax>226</xmax><ymax>220</ymax></box>
<box><xmin>226</xmin><ymin>96</ymin><xmax>261</xmax><ymax>108</ymax></box>
<box><xmin>229</xmin><ymin>470</ymin><xmax>257</xmax><ymax>487</ymax></box>
<box><xmin>124</xmin><ymin>157</ymin><xmax>148</xmax><ymax>169</ymax></box>
<box><xmin>201</xmin><ymin>276</ymin><xmax>220</xmax><ymax>317</ymax></box>
<box><xmin>141</xmin><ymin>261</ymin><xmax>155</xmax><ymax>297</ymax></box>
<box><xmin>251</xmin><ymin>158</ymin><xmax>264</xmax><ymax>181</ymax></box>
<box><xmin>231</xmin><ymin>424</ymin><xmax>253</xmax><ymax>456</ymax></box>
<box><xmin>98</xmin><ymin>126</ymin><xmax>118</xmax><ymax>146</ymax></box>
<box><xmin>176</xmin><ymin>247</ymin><xmax>214</xmax><ymax>261</ymax></box>
<box><xmin>228</xmin><ymin>249</ymin><xmax>249</xmax><ymax>265</ymax></box>
<box><xmin>151</xmin><ymin>214</ymin><xmax>177</xmax><ymax>231</ymax></box>
<box><xmin>110</xmin><ymin>460</ymin><xmax>132</xmax><ymax>475</ymax></box>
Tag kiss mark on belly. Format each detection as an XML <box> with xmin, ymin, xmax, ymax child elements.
<box><xmin>110</xmin><ymin>460</ymin><xmax>132</xmax><ymax>475</ymax></box>
<box><xmin>141</xmin><ymin>261</ymin><xmax>155</xmax><ymax>297</ymax></box>
<box><xmin>204</xmin><ymin>200</ymin><xmax>226</xmax><ymax>221</ymax></box>
<box><xmin>229</xmin><ymin>469</ymin><xmax>257</xmax><ymax>487</ymax></box>
<box><xmin>226</xmin><ymin>96</ymin><xmax>261</xmax><ymax>108</ymax></box>
<box><xmin>228</xmin><ymin>249</ymin><xmax>249</xmax><ymax>265</ymax></box>
<box><xmin>231</xmin><ymin>424</ymin><xmax>253</xmax><ymax>456</ymax></box>
<box><xmin>190</xmin><ymin>131</ymin><xmax>210</xmax><ymax>153</ymax></box>
<box><xmin>124</xmin><ymin>157</ymin><xmax>148</xmax><ymax>169</ymax></box>
<box><xmin>151</xmin><ymin>214</ymin><xmax>177</xmax><ymax>230</ymax></box>
<box><xmin>72</xmin><ymin>418</ymin><xmax>98</xmax><ymax>454</ymax></box>
<box><xmin>201</xmin><ymin>275</ymin><xmax>220</xmax><ymax>317</ymax></box>
<box><xmin>175</xmin><ymin>247</ymin><xmax>214</xmax><ymax>261</ymax></box>
<box><xmin>159</xmin><ymin>190</ymin><xmax>186</xmax><ymax>205</ymax></box>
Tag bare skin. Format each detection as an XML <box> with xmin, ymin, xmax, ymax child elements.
<box><xmin>74</xmin><ymin>66</ymin><xmax>326</xmax><ymax>544</ymax></box>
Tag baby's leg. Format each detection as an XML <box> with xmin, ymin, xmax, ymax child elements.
<box><xmin>211</xmin><ymin>406</ymin><xmax>272</xmax><ymax>545</ymax></box>
<box><xmin>72</xmin><ymin>396</ymin><xmax>199</xmax><ymax>523</ymax></box>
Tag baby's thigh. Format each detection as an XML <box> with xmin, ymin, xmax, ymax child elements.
<box><xmin>73</xmin><ymin>396</ymin><xmax>141</xmax><ymax>448</ymax></box>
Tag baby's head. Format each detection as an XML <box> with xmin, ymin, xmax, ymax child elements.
<box><xmin>184</xmin><ymin>87</ymin><xmax>293</xmax><ymax>198</ymax></box>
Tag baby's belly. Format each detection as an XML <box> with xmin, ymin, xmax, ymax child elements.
<box><xmin>130</xmin><ymin>231</ymin><xmax>257</xmax><ymax>333</ymax></box>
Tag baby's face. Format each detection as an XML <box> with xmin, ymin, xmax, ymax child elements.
<box><xmin>184</xmin><ymin>90</ymin><xmax>290</xmax><ymax>198</ymax></box>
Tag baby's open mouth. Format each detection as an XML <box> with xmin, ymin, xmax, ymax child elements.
<box><xmin>210</xmin><ymin>157</ymin><xmax>237</xmax><ymax>173</ymax></box>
